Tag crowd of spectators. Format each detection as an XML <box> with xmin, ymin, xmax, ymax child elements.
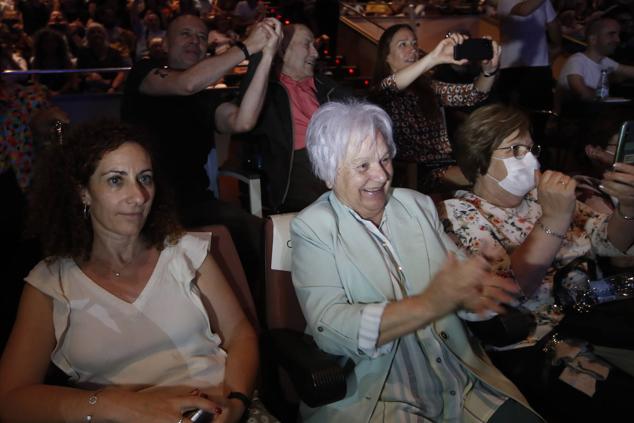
<box><xmin>0</xmin><ymin>0</ymin><xmax>273</xmax><ymax>93</ymax></box>
<box><xmin>1</xmin><ymin>0</ymin><xmax>634</xmax><ymax>419</ymax></box>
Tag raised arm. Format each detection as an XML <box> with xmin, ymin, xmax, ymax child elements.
<box><xmin>215</xmin><ymin>18</ymin><xmax>282</xmax><ymax>134</ymax></box>
<box><xmin>196</xmin><ymin>255</ymin><xmax>259</xmax><ymax>423</ymax></box>
<box><xmin>473</xmin><ymin>38</ymin><xmax>502</xmax><ymax>94</ymax></box>
<box><xmin>386</xmin><ymin>33</ymin><xmax>468</xmax><ymax>91</ymax></box>
<box><xmin>510</xmin><ymin>0</ymin><xmax>546</xmax><ymax>16</ymax></box>
<box><xmin>509</xmin><ymin>171</ymin><xmax>576</xmax><ymax>296</ymax></box>
<box><xmin>139</xmin><ymin>23</ymin><xmax>269</xmax><ymax>96</ymax></box>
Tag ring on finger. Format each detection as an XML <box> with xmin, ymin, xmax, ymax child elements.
<box><xmin>177</xmin><ymin>418</ymin><xmax>184</xmax><ymax>423</ymax></box>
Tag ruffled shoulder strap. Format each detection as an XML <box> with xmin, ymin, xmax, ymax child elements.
<box><xmin>166</xmin><ymin>233</ymin><xmax>212</xmax><ymax>284</ymax></box>
<box><xmin>25</xmin><ymin>258</ymin><xmax>68</xmax><ymax>300</ymax></box>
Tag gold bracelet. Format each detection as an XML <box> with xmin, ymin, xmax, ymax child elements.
<box><xmin>537</xmin><ymin>221</ymin><xmax>566</xmax><ymax>240</ymax></box>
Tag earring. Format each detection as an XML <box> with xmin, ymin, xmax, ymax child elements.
<box><xmin>83</xmin><ymin>203</ymin><xmax>89</xmax><ymax>219</ymax></box>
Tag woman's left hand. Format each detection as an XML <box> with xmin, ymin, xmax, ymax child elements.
<box><xmin>602</xmin><ymin>162</ymin><xmax>634</xmax><ymax>215</ymax></box>
<box><xmin>428</xmin><ymin>32</ymin><xmax>469</xmax><ymax>67</ymax></box>
<box><xmin>480</xmin><ymin>37</ymin><xmax>501</xmax><ymax>75</ymax></box>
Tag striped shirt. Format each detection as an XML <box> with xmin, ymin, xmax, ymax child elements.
<box><xmin>352</xmin><ymin>209</ymin><xmax>506</xmax><ymax>422</ymax></box>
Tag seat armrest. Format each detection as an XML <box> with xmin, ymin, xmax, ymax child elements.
<box><xmin>265</xmin><ymin>328</ymin><xmax>352</xmax><ymax>407</ymax></box>
<box><xmin>218</xmin><ymin>167</ymin><xmax>262</xmax><ymax>217</ymax></box>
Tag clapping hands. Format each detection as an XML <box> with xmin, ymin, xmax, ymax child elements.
<box><xmin>425</xmin><ymin>242</ymin><xmax>520</xmax><ymax>317</ymax></box>
<box><xmin>243</xmin><ymin>18</ymin><xmax>282</xmax><ymax>57</ymax></box>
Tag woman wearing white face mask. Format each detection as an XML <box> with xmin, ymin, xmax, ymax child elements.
<box><xmin>439</xmin><ymin>103</ymin><xmax>634</xmax><ymax>421</ymax></box>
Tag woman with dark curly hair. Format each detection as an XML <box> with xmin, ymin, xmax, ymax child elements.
<box><xmin>371</xmin><ymin>24</ymin><xmax>501</xmax><ymax>193</ymax></box>
<box><xmin>0</xmin><ymin>120</ymin><xmax>263</xmax><ymax>423</ymax></box>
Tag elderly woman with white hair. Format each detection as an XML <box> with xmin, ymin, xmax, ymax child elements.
<box><xmin>290</xmin><ymin>99</ymin><xmax>543</xmax><ymax>423</ymax></box>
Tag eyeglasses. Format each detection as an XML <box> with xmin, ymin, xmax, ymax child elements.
<box><xmin>495</xmin><ymin>144</ymin><xmax>541</xmax><ymax>159</ymax></box>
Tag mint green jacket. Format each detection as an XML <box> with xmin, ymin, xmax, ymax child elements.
<box><xmin>291</xmin><ymin>188</ymin><xmax>541</xmax><ymax>423</ymax></box>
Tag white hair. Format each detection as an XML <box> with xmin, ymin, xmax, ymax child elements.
<box><xmin>306</xmin><ymin>99</ymin><xmax>396</xmax><ymax>187</ymax></box>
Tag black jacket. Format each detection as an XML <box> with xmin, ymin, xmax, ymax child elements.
<box><xmin>240</xmin><ymin>53</ymin><xmax>352</xmax><ymax>210</ymax></box>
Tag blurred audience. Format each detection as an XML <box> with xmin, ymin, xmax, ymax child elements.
<box><xmin>30</xmin><ymin>27</ymin><xmax>78</xmax><ymax>94</ymax></box>
<box><xmin>77</xmin><ymin>22</ymin><xmax>127</xmax><ymax>93</ymax></box>
<box><xmin>131</xmin><ymin>9</ymin><xmax>165</xmax><ymax>62</ymax></box>
<box><xmin>95</xmin><ymin>5</ymin><xmax>135</xmax><ymax>64</ymax></box>
<box><xmin>1</xmin><ymin>9</ymin><xmax>31</xmax><ymax>71</ymax></box>
<box><xmin>16</xmin><ymin>0</ymin><xmax>50</xmax><ymax>35</ymax></box>
<box><xmin>557</xmin><ymin>17</ymin><xmax>634</xmax><ymax>103</ymax></box>
<box><xmin>497</xmin><ymin>0</ymin><xmax>562</xmax><ymax>111</ymax></box>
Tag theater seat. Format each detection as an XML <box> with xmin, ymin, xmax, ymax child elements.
<box><xmin>191</xmin><ymin>225</ymin><xmax>260</xmax><ymax>333</ymax></box>
<box><xmin>218</xmin><ymin>168</ymin><xmax>263</xmax><ymax>218</ymax></box>
<box><xmin>261</xmin><ymin>214</ymin><xmax>350</xmax><ymax>421</ymax></box>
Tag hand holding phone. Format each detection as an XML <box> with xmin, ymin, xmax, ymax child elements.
<box><xmin>184</xmin><ymin>409</ymin><xmax>215</xmax><ymax>423</ymax></box>
<box><xmin>614</xmin><ymin>120</ymin><xmax>634</xmax><ymax>165</ymax></box>
<box><xmin>453</xmin><ymin>38</ymin><xmax>494</xmax><ymax>61</ymax></box>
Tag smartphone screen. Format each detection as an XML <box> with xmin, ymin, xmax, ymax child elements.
<box><xmin>614</xmin><ymin>121</ymin><xmax>634</xmax><ymax>164</ymax></box>
<box><xmin>453</xmin><ymin>38</ymin><xmax>493</xmax><ymax>61</ymax></box>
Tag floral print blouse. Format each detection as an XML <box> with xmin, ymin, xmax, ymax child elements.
<box><xmin>373</xmin><ymin>75</ymin><xmax>487</xmax><ymax>190</ymax></box>
<box><xmin>439</xmin><ymin>189</ymin><xmax>632</xmax><ymax>348</ymax></box>
<box><xmin>0</xmin><ymin>82</ymin><xmax>50</xmax><ymax>190</ymax></box>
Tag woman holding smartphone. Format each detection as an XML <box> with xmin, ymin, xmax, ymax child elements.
<box><xmin>371</xmin><ymin>24</ymin><xmax>501</xmax><ymax>193</ymax></box>
<box><xmin>440</xmin><ymin>104</ymin><xmax>634</xmax><ymax>421</ymax></box>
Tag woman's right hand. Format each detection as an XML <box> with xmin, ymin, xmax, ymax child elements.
<box><xmin>424</xmin><ymin>251</ymin><xmax>519</xmax><ymax>317</ymax></box>
<box><xmin>103</xmin><ymin>387</ymin><xmax>221</xmax><ymax>423</ymax></box>
<box><xmin>537</xmin><ymin>170</ymin><xmax>576</xmax><ymax>230</ymax></box>
<box><xmin>427</xmin><ymin>33</ymin><xmax>469</xmax><ymax>68</ymax></box>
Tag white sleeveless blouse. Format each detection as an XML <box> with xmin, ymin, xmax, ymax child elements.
<box><xmin>25</xmin><ymin>233</ymin><xmax>227</xmax><ymax>390</ymax></box>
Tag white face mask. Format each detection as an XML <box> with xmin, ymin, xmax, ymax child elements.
<box><xmin>488</xmin><ymin>152</ymin><xmax>540</xmax><ymax>196</ymax></box>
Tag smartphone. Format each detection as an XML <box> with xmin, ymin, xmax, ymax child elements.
<box><xmin>184</xmin><ymin>409</ymin><xmax>214</xmax><ymax>423</ymax></box>
<box><xmin>453</xmin><ymin>38</ymin><xmax>494</xmax><ymax>61</ymax></box>
<box><xmin>614</xmin><ymin>120</ymin><xmax>634</xmax><ymax>164</ymax></box>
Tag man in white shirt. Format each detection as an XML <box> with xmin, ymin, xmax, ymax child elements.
<box><xmin>497</xmin><ymin>0</ymin><xmax>562</xmax><ymax>110</ymax></box>
<box><xmin>558</xmin><ymin>17</ymin><xmax>634</xmax><ymax>101</ymax></box>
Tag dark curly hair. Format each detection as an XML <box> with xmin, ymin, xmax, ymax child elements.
<box><xmin>27</xmin><ymin>119</ymin><xmax>183</xmax><ymax>260</ymax></box>
<box><xmin>454</xmin><ymin>104</ymin><xmax>531</xmax><ymax>183</ymax></box>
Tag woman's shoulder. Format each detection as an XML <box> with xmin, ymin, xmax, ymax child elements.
<box><xmin>167</xmin><ymin>232</ymin><xmax>211</xmax><ymax>260</ymax></box>
<box><xmin>294</xmin><ymin>193</ymin><xmax>336</xmax><ymax>227</ymax></box>
<box><xmin>443</xmin><ymin>190</ymin><xmax>482</xmax><ymax>209</ymax></box>
<box><xmin>440</xmin><ymin>191</ymin><xmax>488</xmax><ymax>223</ymax></box>
<box><xmin>158</xmin><ymin>233</ymin><xmax>212</xmax><ymax>284</ymax></box>
<box><xmin>24</xmin><ymin>257</ymin><xmax>73</xmax><ymax>298</ymax></box>
<box><xmin>391</xmin><ymin>188</ymin><xmax>436</xmax><ymax>211</ymax></box>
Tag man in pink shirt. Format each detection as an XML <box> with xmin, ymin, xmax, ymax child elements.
<box><xmin>241</xmin><ymin>24</ymin><xmax>353</xmax><ymax>212</ymax></box>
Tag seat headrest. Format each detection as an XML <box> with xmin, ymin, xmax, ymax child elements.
<box><xmin>270</xmin><ymin>212</ymin><xmax>297</xmax><ymax>271</ymax></box>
